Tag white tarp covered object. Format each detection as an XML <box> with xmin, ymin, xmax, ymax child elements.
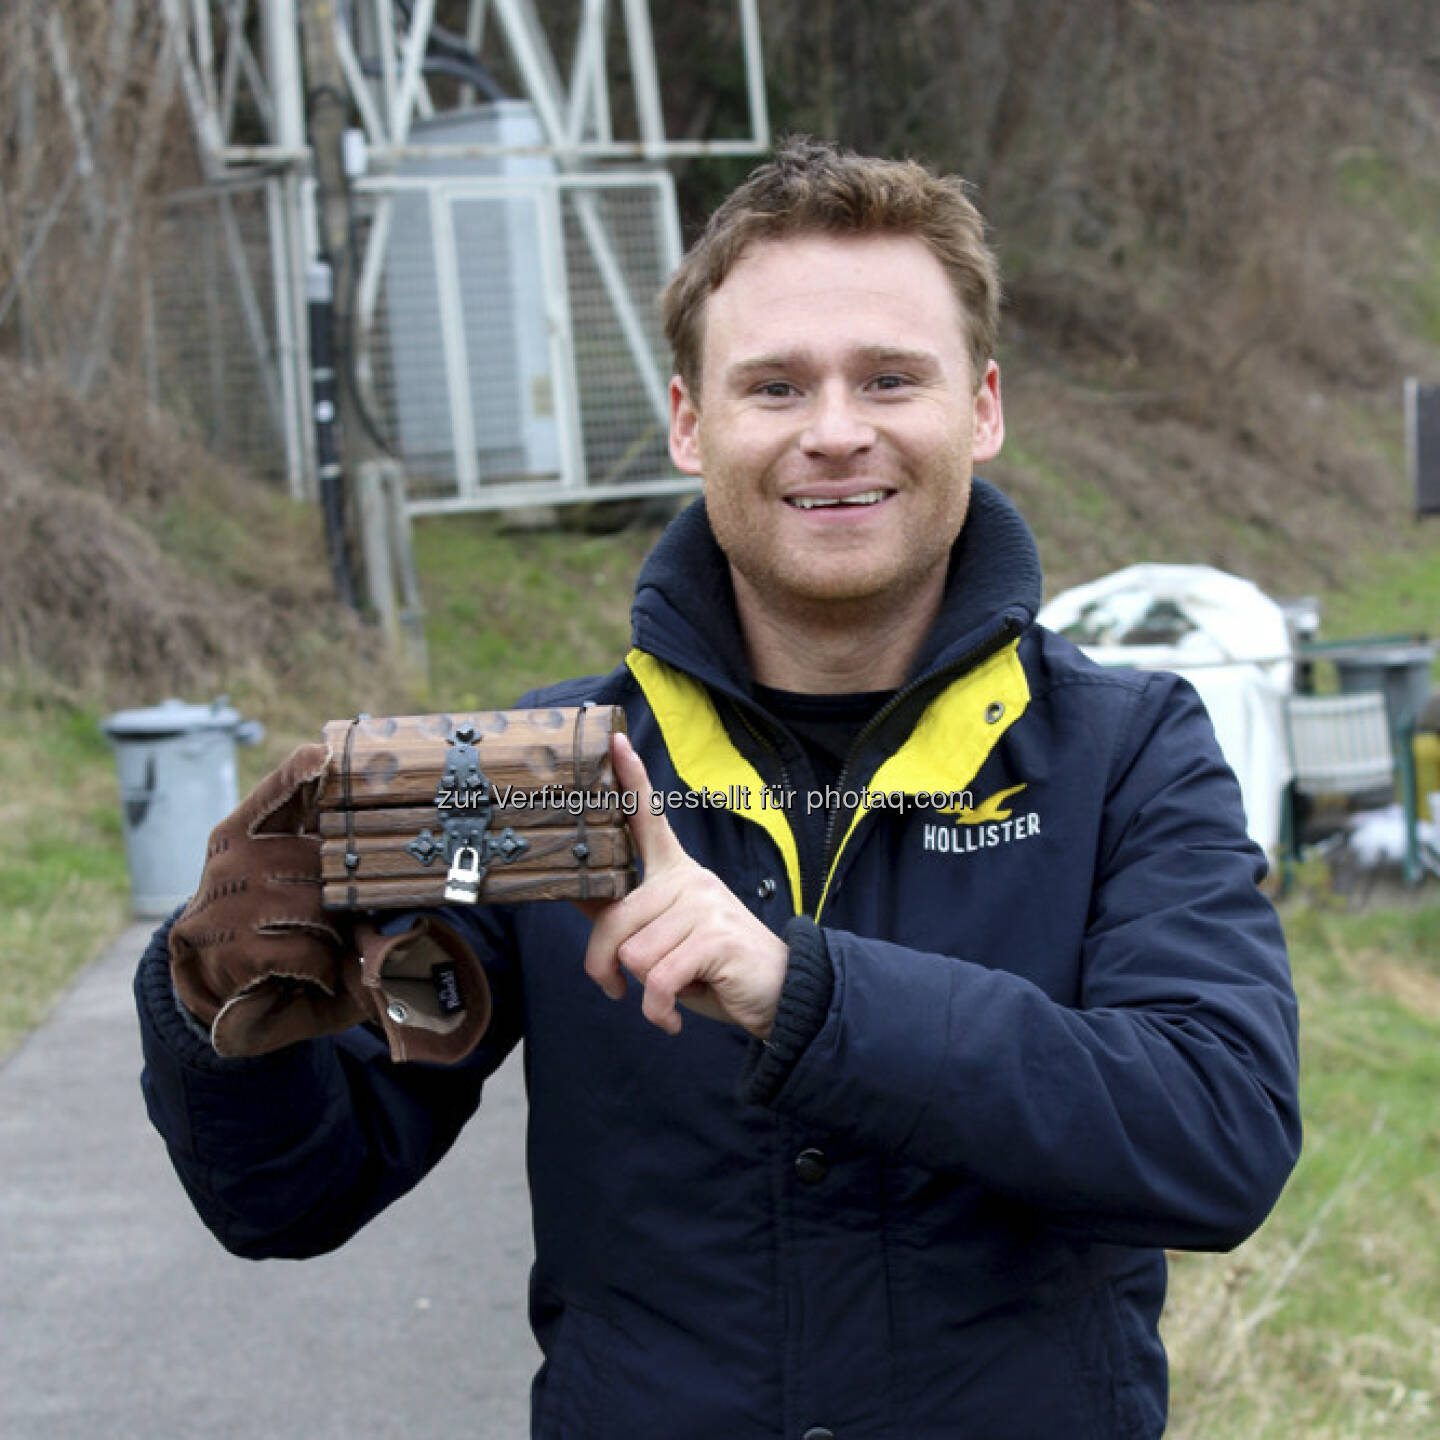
<box><xmin>1038</xmin><ymin>564</ymin><xmax>1294</xmax><ymax>854</ymax></box>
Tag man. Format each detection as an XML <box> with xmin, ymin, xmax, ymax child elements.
<box><xmin>137</xmin><ymin>138</ymin><xmax>1301</xmax><ymax>1438</ymax></box>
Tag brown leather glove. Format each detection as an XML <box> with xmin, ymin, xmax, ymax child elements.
<box><xmin>169</xmin><ymin>742</ymin><xmax>366</xmax><ymax>1057</ymax></box>
<box><xmin>353</xmin><ymin>915</ymin><xmax>493</xmax><ymax>1065</ymax></box>
<box><xmin>170</xmin><ymin>743</ymin><xmax>493</xmax><ymax>1064</ymax></box>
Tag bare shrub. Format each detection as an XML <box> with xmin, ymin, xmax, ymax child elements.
<box><xmin>0</xmin><ymin>2</ymin><xmax>195</xmax><ymax>391</ymax></box>
<box><xmin>0</xmin><ymin>358</ymin><xmax>409</xmax><ymax>716</ymax></box>
<box><xmin>0</xmin><ymin>442</ymin><xmax>225</xmax><ymax>695</ymax></box>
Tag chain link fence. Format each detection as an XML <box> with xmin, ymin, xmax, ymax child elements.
<box><xmin>147</xmin><ymin>182</ymin><xmax>294</xmax><ymax>482</ymax></box>
<box><xmin>5</xmin><ymin>167</ymin><xmax>689</xmax><ymax>512</ymax></box>
<box><xmin>562</xmin><ymin>182</ymin><xmax>677</xmax><ymax>495</ymax></box>
<box><xmin>0</xmin><ymin>182</ymin><xmax>297</xmax><ymax>487</ymax></box>
<box><xmin>357</xmin><ymin>170</ymin><xmax>685</xmax><ymax>511</ymax></box>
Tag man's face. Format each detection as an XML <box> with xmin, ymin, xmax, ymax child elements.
<box><xmin>669</xmin><ymin>232</ymin><xmax>1003</xmax><ymax>620</ymax></box>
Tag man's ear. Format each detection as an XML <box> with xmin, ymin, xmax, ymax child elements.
<box><xmin>972</xmin><ymin>360</ymin><xmax>1005</xmax><ymax>463</ymax></box>
<box><xmin>669</xmin><ymin>376</ymin><xmax>704</xmax><ymax>476</ymax></box>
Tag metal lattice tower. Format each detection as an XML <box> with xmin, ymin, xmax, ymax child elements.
<box><xmin>154</xmin><ymin>0</ymin><xmax>769</xmax><ymax>508</ymax></box>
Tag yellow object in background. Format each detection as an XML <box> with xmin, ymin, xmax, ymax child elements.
<box><xmin>1414</xmin><ymin>730</ymin><xmax>1440</xmax><ymax>821</ymax></box>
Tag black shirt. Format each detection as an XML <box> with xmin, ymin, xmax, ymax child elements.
<box><xmin>752</xmin><ymin>684</ymin><xmax>895</xmax><ymax>791</ymax></box>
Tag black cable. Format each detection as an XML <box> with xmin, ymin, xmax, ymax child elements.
<box><xmin>341</xmin><ymin>202</ymin><xmax>400</xmax><ymax>458</ymax></box>
<box><xmin>390</xmin><ymin>0</ymin><xmax>508</xmax><ymax>99</ymax></box>
<box><xmin>360</xmin><ymin>53</ymin><xmax>507</xmax><ymax>102</ymax></box>
<box><xmin>307</xmin><ymin>79</ymin><xmax>400</xmax><ymax>455</ymax></box>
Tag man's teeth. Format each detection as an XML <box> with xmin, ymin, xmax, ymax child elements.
<box><xmin>788</xmin><ymin>490</ymin><xmax>888</xmax><ymax>510</ymax></box>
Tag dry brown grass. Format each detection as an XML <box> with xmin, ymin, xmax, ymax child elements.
<box><xmin>0</xmin><ymin>359</ymin><xmax>415</xmax><ymax>728</ymax></box>
<box><xmin>0</xmin><ymin>440</ymin><xmax>223</xmax><ymax>694</ymax></box>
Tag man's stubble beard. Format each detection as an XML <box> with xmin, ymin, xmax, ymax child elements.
<box><xmin>706</xmin><ymin>441</ymin><xmax>975</xmax><ymax>631</ymax></box>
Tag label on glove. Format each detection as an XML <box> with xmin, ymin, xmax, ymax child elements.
<box><xmin>432</xmin><ymin>962</ymin><xmax>463</xmax><ymax>1017</ymax></box>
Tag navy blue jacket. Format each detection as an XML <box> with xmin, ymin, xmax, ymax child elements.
<box><xmin>136</xmin><ymin>481</ymin><xmax>1301</xmax><ymax>1439</ymax></box>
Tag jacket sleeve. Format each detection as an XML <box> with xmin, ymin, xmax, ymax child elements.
<box><xmin>135</xmin><ymin>910</ymin><xmax>524</xmax><ymax>1259</ymax></box>
<box><xmin>744</xmin><ymin>675</ymin><xmax>1302</xmax><ymax>1253</ymax></box>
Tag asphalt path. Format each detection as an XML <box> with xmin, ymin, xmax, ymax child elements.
<box><xmin>0</xmin><ymin>921</ymin><xmax>540</xmax><ymax>1439</ymax></box>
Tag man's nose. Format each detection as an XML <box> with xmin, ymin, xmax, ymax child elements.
<box><xmin>800</xmin><ymin>384</ymin><xmax>876</xmax><ymax>457</ymax></box>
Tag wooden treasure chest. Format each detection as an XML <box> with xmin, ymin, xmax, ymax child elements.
<box><xmin>317</xmin><ymin>705</ymin><xmax>637</xmax><ymax>911</ymax></box>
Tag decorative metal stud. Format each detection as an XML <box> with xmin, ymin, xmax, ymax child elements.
<box><xmin>405</xmin><ymin>828</ymin><xmax>443</xmax><ymax>867</ymax></box>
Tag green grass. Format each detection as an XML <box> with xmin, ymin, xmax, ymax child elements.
<box><xmin>0</xmin><ymin>688</ymin><xmax>130</xmax><ymax>1057</ymax></box>
<box><xmin>1000</xmin><ymin>431</ymin><xmax>1126</xmax><ymax>533</ymax></box>
<box><xmin>410</xmin><ymin>511</ymin><xmax>667</xmax><ymax>709</ymax></box>
<box><xmin>1319</xmin><ymin>540</ymin><xmax>1440</xmax><ymax>653</ymax></box>
<box><xmin>1165</xmin><ymin>901</ymin><xmax>1440</xmax><ymax>1438</ymax></box>
<box><xmin>1336</xmin><ymin>153</ymin><xmax>1440</xmax><ymax>350</ymax></box>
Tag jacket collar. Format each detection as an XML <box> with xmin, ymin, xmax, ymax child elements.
<box><xmin>629</xmin><ymin>477</ymin><xmax>1043</xmax><ymax>695</ymax></box>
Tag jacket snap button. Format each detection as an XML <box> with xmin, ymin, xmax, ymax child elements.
<box><xmin>802</xmin><ymin>1429</ymin><xmax>836</xmax><ymax>1440</ymax></box>
<box><xmin>386</xmin><ymin>1001</ymin><xmax>409</xmax><ymax>1024</ymax></box>
<box><xmin>794</xmin><ymin>1148</ymin><xmax>829</xmax><ymax>1185</ymax></box>
<box><xmin>984</xmin><ymin>701</ymin><xmax>1005</xmax><ymax>723</ymax></box>
<box><xmin>756</xmin><ymin>876</ymin><xmax>776</xmax><ymax>900</ymax></box>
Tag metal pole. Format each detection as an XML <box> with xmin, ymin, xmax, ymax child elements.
<box><xmin>619</xmin><ymin>0</ymin><xmax>665</xmax><ymax>159</ymax></box>
<box><xmin>189</xmin><ymin>0</ymin><xmax>219</xmax><ymax>117</ymax></box>
<box><xmin>393</xmin><ymin>0</ymin><xmax>438</xmax><ymax>143</ymax></box>
<box><xmin>262</xmin><ymin>0</ymin><xmax>306</xmax><ymax>151</ymax></box>
<box><xmin>299</xmin><ymin>0</ymin><xmax>375</xmax><ymax>611</ymax></box>
<box><xmin>158</xmin><ymin>0</ymin><xmax>225</xmax><ymax>173</ymax></box>
<box><xmin>430</xmin><ymin>188</ymin><xmax>481</xmax><ymax>499</ymax></box>
<box><xmin>218</xmin><ymin>0</ymin><xmax>248</xmax><ymax>139</ymax></box>
<box><xmin>307</xmin><ymin>261</ymin><xmax>358</xmax><ymax>608</ymax></box>
<box><xmin>490</xmin><ymin>0</ymin><xmax>569</xmax><ymax>150</ymax></box>
<box><xmin>374</xmin><ymin>0</ymin><xmax>400</xmax><ymax>140</ymax></box>
<box><xmin>459</xmin><ymin>0</ymin><xmax>491</xmax><ymax>108</ymax></box>
<box><xmin>285</xmin><ymin>171</ymin><xmax>319</xmax><ymax>497</ymax></box>
<box><xmin>566</xmin><ymin>0</ymin><xmax>607</xmax><ymax>147</ymax></box>
<box><xmin>738</xmin><ymin>0</ymin><xmax>770</xmax><ymax>150</ymax></box>
<box><xmin>266</xmin><ymin>177</ymin><xmax>306</xmax><ymax>498</ymax></box>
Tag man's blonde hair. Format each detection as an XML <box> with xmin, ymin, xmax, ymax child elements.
<box><xmin>662</xmin><ymin>136</ymin><xmax>1001</xmax><ymax>396</ymax></box>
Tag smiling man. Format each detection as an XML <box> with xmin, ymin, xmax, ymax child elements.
<box><xmin>670</xmin><ymin>228</ymin><xmax>1003</xmax><ymax>692</ymax></box>
<box><xmin>137</xmin><ymin>138</ymin><xmax>1302</xmax><ymax>1439</ymax></box>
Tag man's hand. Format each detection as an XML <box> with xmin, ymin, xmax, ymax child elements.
<box><xmin>578</xmin><ymin>734</ymin><xmax>788</xmax><ymax>1038</ymax></box>
<box><xmin>169</xmin><ymin>742</ymin><xmax>366</xmax><ymax>1057</ymax></box>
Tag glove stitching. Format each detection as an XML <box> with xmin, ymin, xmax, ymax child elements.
<box><xmin>232</xmin><ymin>969</ymin><xmax>345</xmax><ymax>998</ymax></box>
<box><xmin>254</xmin><ymin>920</ymin><xmax>343</xmax><ymax>945</ymax></box>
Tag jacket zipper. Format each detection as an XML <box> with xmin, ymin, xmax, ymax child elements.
<box><xmin>651</xmin><ymin>611</ymin><xmax>1023</xmax><ymax>915</ymax></box>
<box><xmin>720</xmin><ymin>695</ymin><xmax>822</xmax><ymax>907</ymax></box>
<box><xmin>815</xmin><ymin>615</ymin><xmax>1024</xmax><ymax>911</ymax></box>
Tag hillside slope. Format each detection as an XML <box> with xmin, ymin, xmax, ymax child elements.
<box><xmin>660</xmin><ymin>2</ymin><xmax>1440</xmax><ymax>602</ymax></box>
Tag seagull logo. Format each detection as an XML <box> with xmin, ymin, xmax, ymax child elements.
<box><xmin>935</xmin><ymin>783</ymin><xmax>1027</xmax><ymax>824</ymax></box>
<box><xmin>921</xmin><ymin>783</ymin><xmax>1041</xmax><ymax>858</ymax></box>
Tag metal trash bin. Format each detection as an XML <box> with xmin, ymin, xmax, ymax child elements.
<box><xmin>101</xmin><ymin>697</ymin><xmax>264</xmax><ymax>916</ymax></box>
<box><xmin>1327</xmin><ymin>641</ymin><xmax>1436</xmax><ymax>735</ymax></box>
<box><xmin>1321</xmin><ymin>639</ymin><xmax>1436</xmax><ymax>886</ymax></box>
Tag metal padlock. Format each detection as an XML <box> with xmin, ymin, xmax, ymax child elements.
<box><xmin>444</xmin><ymin>844</ymin><xmax>483</xmax><ymax>903</ymax></box>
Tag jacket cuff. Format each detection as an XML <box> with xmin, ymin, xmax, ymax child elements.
<box><xmin>739</xmin><ymin>916</ymin><xmax>834</xmax><ymax>1106</ymax></box>
<box><xmin>135</xmin><ymin>912</ymin><xmax>297</xmax><ymax>1075</ymax></box>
